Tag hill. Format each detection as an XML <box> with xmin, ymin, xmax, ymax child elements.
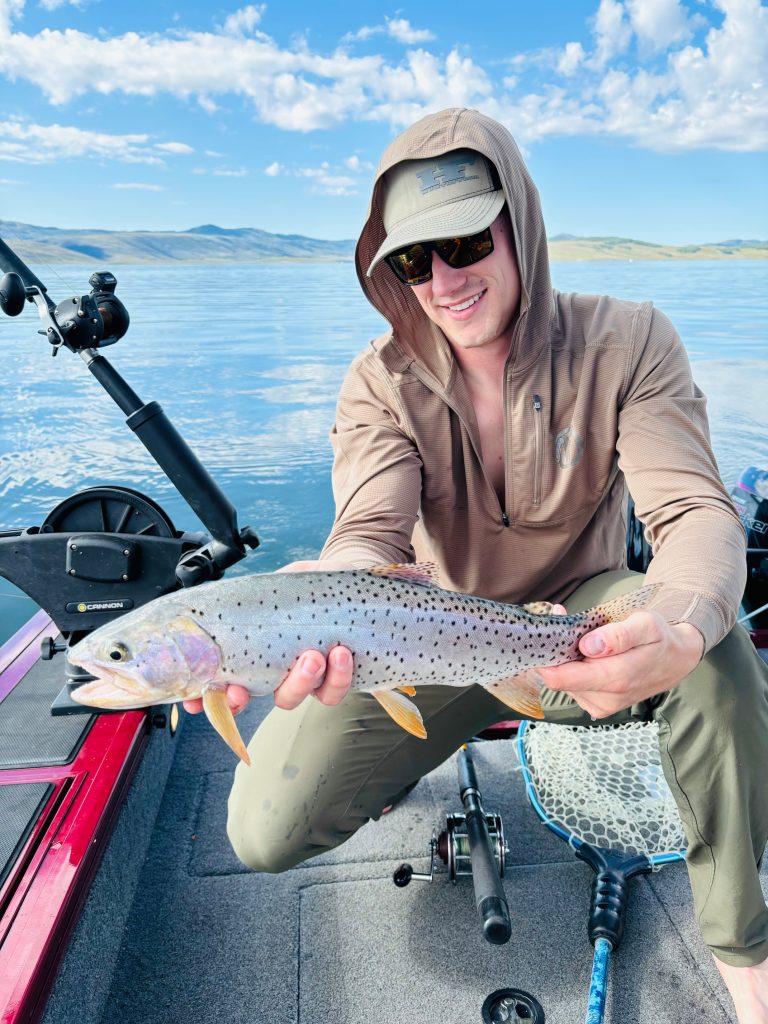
<box><xmin>0</xmin><ymin>221</ymin><xmax>765</xmax><ymax>265</ymax></box>
<box><xmin>546</xmin><ymin>235</ymin><xmax>768</xmax><ymax>261</ymax></box>
<box><xmin>0</xmin><ymin>221</ymin><xmax>356</xmax><ymax>265</ymax></box>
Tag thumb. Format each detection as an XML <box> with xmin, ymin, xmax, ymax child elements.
<box><xmin>579</xmin><ymin>611</ymin><xmax>659</xmax><ymax>658</ymax></box>
<box><xmin>580</xmin><ymin>629</ymin><xmax>608</xmax><ymax>657</ymax></box>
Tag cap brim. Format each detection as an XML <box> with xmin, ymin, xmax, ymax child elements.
<box><xmin>367</xmin><ymin>190</ymin><xmax>505</xmax><ymax>277</ymax></box>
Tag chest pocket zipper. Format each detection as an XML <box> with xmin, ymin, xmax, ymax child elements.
<box><xmin>532</xmin><ymin>394</ymin><xmax>543</xmax><ymax>507</ymax></box>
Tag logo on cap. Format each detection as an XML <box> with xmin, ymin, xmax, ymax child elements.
<box><xmin>416</xmin><ymin>156</ymin><xmax>479</xmax><ymax>193</ymax></box>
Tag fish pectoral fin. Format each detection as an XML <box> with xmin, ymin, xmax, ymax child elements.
<box><xmin>371</xmin><ymin>689</ymin><xmax>427</xmax><ymax>739</ymax></box>
<box><xmin>202</xmin><ymin>688</ymin><xmax>251</xmax><ymax>766</ymax></box>
<box><xmin>487</xmin><ymin>670</ymin><xmax>546</xmax><ymax>720</ymax></box>
<box><xmin>397</xmin><ymin>685</ymin><xmax>417</xmax><ymax>696</ymax></box>
<box><xmin>522</xmin><ymin>601</ymin><xmax>555</xmax><ymax>615</ymax></box>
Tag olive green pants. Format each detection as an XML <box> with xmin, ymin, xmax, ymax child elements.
<box><xmin>227</xmin><ymin>571</ymin><xmax>768</xmax><ymax>967</ymax></box>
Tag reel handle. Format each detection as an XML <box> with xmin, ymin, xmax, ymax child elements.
<box><xmin>458</xmin><ymin>746</ymin><xmax>512</xmax><ymax>945</ymax></box>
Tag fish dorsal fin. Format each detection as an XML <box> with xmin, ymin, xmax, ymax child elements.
<box><xmin>368</xmin><ymin>562</ymin><xmax>440</xmax><ymax>587</ymax></box>
<box><xmin>487</xmin><ymin>670</ymin><xmax>546</xmax><ymax>720</ymax></box>
<box><xmin>522</xmin><ymin>601</ymin><xmax>555</xmax><ymax>615</ymax></box>
<box><xmin>371</xmin><ymin>689</ymin><xmax>427</xmax><ymax>739</ymax></box>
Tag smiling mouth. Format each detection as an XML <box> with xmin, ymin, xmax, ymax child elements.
<box><xmin>446</xmin><ymin>290</ymin><xmax>485</xmax><ymax>312</ymax></box>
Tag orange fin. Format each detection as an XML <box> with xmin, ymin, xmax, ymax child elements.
<box><xmin>371</xmin><ymin>689</ymin><xmax>427</xmax><ymax>738</ymax></box>
<box><xmin>584</xmin><ymin>583</ymin><xmax>663</xmax><ymax>628</ymax></box>
<box><xmin>397</xmin><ymin>685</ymin><xmax>417</xmax><ymax>696</ymax></box>
<box><xmin>522</xmin><ymin>601</ymin><xmax>555</xmax><ymax>615</ymax></box>
<box><xmin>368</xmin><ymin>562</ymin><xmax>439</xmax><ymax>587</ymax></box>
<box><xmin>202</xmin><ymin>688</ymin><xmax>252</xmax><ymax>766</ymax></box>
<box><xmin>487</xmin><ymin>670</ymin><xmax>545</xmax><ymax>720</ymax></box>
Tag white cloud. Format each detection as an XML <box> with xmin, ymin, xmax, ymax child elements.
<box><xmin>625</xmin><ymin>0</ymin><xmax>694</xmax><ymax>53</ymax></box>
<box><xmin>38</xmin><ymin>0</ymin><xmax>85</xmax><ymax>9</ymax></box>
<box><xmin>222</xmin><ymin>4</ymin><xmax>266</xmax><ymax>37</ymax></box>
<box><xmin>0</xmin><ymin>0</ymin><xmax>764</xmax><ymax>153</ymax></box>
<box><xmin>111</xmin><ymin>182</ymin><xmax>165</xmax><ymax>191</ymax></box>
<box><xmin>343</xmin><ymin>18</ymin><xmax>435</xmax><ymax>45</ymax></box>
<box><xmin>213</xmin><ymin>167</ymin><xmax>247</xmax><ymax>176</ymax></box>
<box><xmin>264</xmin><ymin>159</ymin><xmax>364</xmax><ymax>195</ymax></box>
<box><xmin>0</xmin><ymin>117</ymin><xmax>175</xmax><ymax>164</ymax></box>
<box><xmin>344</xmin><ymin>154</ymin><xmax>373</xmax><ymax>171</ymax></box>
<box><xmin>385</xmin><ymin>18</ymin><xmax>435</xmax><ymax>45</ymax></box>
<box><xmin>591</xmin><ymin>0</ymin><xmax>632</xmax><ymax>68</ymax></box>
<box><xmin>342</xmin><ymin>24</ymin><xmax>383</xmax><ymax>43</ymax></box>
<box><xmin>155</xmin><ymin>141</ymin><xmax>194</xmax><ymax>154</ymax></box>
<box><xmin>557</xmin><ymin>41</ymin><xmax>586</xmax><ymax>75</ymax></box>
<box><xmin>0</xmin><ymin>176</ymin><xmax>20</xmax><ymax>184</ymax></box>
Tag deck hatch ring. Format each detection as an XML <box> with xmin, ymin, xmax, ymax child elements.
<box><xmin>481</xmin><ymin>988</ymin><xmax>545</xmax><ymax>1023</ymax></box>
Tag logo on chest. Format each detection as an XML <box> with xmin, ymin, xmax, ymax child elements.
<box><xmin>554</xmin><ymin>426</ymin><xmax>584</xmax><ymax>468</ymax></box>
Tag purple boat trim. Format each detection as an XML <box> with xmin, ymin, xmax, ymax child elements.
<box><xmin>0</xmin><ymin>611</ymin><xmax>56</xmax><ymax>702</ymax></box>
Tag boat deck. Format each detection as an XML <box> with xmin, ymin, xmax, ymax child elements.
<box><xmin>40</xmin><ymin>694</ymin><xmax>753</xmax><ymax>1024</ymax></box>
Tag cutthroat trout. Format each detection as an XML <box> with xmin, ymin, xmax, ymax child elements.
<box><xmin>68</xmin><ymin>564</ymin><xmax>659</xmax><ymax>764</ymax></box>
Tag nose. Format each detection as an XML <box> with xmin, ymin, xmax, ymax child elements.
<box><xmin>428</xmin><ymin>250</ymin><xmax>468</xmax><ymax>293</ymax></box>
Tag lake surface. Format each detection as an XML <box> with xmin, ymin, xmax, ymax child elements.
<box><xmin>0</xmin><ymin>259</ymin><xmax>766</xmax><ymax>644</ymax></box>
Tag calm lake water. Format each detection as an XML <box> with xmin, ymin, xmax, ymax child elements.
<box><xmin>0</xmin><ymin>259</ymin><xmax>766</xmax><ymax>644</ymax></box>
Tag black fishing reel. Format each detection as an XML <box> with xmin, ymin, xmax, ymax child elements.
<box><xmin>393</xmin><ymin>746</ymin><xmax>511</xmax><ymax>946</ymax></box>
<box><xmin>394</xmin><ymin>811</ymin><xmax>507</xmax><ymax>886</ymax></box>
<box><xmin>0</xmin><ymin>262</ymin><xmax>130</xmax><ymax>354</ymax></box>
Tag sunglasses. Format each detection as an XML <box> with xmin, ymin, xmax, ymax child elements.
<box><xmin>386</xmin><ymin>226</ymin><xmax>494</xmax><ymax>286</ymax></box>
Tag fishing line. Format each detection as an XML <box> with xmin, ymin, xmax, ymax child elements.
<box><xmin>516</xmin><ymin>720</ymin><xmax>686</xmax><ymax>1024</ymax></box>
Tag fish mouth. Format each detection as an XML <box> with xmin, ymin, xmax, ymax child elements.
<box><xmin>70</xmin><ymin>679</ymin><xmax>151</xmax><ymax>710</ymax></box>
<box><xmin>69</xmin><ymin>665</ymin><xmax>162</xmax><ymax>709</ymax></box>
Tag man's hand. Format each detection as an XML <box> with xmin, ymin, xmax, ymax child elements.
<box><xmin>182</xmin><ymin>559</ymin><xmax>355</xmax><ymax>717</ymax></box>
<box><xmin>537</xmin><ymin>610</ymin><xmax>705</xmax><ymax>719</ymax></box>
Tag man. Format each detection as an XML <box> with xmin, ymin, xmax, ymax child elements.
<box><xmin>188</xmin><ymin>108</ymin><xmax>768</xmax><ymax>1020</ymax></box>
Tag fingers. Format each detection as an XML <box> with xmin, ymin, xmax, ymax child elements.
<box><xmin>182</xmin><ymin>683</ymin><xmax>251</xmax><ymax>716</ymax></box>
<box><xmin>273</xmin><ymin>645</ymin><xmax>354</xmax><ymax>710</ymax></box>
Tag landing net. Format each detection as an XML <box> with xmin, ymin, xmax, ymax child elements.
<box><xmin>519</xmin><ymin>722</ymin><xmax>686</xmax><ymax>859</ymax></box>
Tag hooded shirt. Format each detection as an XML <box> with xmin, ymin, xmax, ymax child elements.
<box><xmin>320</xmin><ymin>107</ymin><xmax>745</xmax><ymax>653</ymax></box>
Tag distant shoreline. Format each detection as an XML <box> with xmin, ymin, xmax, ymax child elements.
<box><xmin>8</xmin><ymin>246</ymin><xmax>768</xmax><ymax>265</ymax></box>
<box><xmin>2</xmin><ymin>219</ymin><xmax>766</xmax><ymax>265</ymax></box>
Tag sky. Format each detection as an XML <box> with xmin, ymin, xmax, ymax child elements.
<box><xmin>0</xmin><ymin>0</ymin><xmax>766</xmax><ymax>244</ymax></box>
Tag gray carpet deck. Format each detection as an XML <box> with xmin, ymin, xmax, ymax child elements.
<box><xmin>95</xmin><ymin>700</ymin><xmax>745</xmax><ymax>1023</ymax></box>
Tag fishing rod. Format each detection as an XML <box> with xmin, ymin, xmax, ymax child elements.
<box><xmin>0</xmin><ymin>235</ymin><xmax>259</xmax><ymax>706</ymax></box>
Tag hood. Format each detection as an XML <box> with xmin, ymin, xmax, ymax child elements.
<box><xmin>356</xmin><ymin>107</ymin><xmax>555</xmax><ymax>388</ymax></box>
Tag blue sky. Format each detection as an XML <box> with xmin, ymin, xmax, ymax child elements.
<box><xmin>0</xmin><ymin>0</ymin><xmax>766</xmax><ymax>244</ymax></box>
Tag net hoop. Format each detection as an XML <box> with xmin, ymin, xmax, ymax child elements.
<box><xmin>517</xmin><ymin>721</ymin><xmax>686</xmax><ymax>863</ymax></box>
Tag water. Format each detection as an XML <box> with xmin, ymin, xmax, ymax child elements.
<box><xmin>0</xmin><ymin>259</ymin><xmax>766</xmax><ymax>645</ymax></box>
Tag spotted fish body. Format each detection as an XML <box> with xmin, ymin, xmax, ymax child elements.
<box><xmin>68</xmin><ymin>564</ymin><xmax>659</xmax><ymax>762</ymax></box>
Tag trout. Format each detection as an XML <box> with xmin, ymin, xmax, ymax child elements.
<box><xmin>67</xmin><ymin>564</ymin><xmax>659</xmax><ymax>764</ymax></box>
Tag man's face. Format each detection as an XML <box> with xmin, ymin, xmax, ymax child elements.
<box><xmin>409</xmin><ymin>211</ymin><xmax>522</xmax><ymax>356</ymax></box>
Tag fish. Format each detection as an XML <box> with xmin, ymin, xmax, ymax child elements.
<box><xmin>67</xmin><ymin>563</ymin><xmax>660</xmax><ymax>765</ymax></box>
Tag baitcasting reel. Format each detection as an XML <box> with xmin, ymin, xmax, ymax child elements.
<box><xmin>393</xmin><ymin>745</ymin><xmax>511</xmax><ymax>946</ymax></box>
<box><xmin>394</xmin><ymin>810</ymin><xmax>507</xmax><ymax>886</ymax></box>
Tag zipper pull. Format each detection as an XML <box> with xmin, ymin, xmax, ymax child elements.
<box><xmin>533</xmin><ymin>394</ymin><xmax>542</xmax><ymax>412</ymax></box>
<box><xmin>501</xmin><ymin>512</ymin><xmax>510</xmax><ymax>527</ymax></box>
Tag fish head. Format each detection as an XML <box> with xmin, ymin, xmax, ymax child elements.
<box><xmin>67</xmin><ymin>607</ymin><xmax>222</xmax><ymax>710</ymax></box>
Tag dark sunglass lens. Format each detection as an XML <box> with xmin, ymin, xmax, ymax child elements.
<box><xmin>435</xmin><ymin>228</ymin><xmax>493</xmax><ymax>269</ymax></box>
<box><xmin>388</xmin><ymin>244</ymin><xmax>431</xmax><ymax>284</ymax></box>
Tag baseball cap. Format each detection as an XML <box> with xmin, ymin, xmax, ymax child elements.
<box><xmin>367</xmin><ymin>149</ymin><xmax>505</xmax><ymax>276</ymax></box>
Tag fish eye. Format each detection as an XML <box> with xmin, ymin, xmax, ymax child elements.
<box><xmin>108</xmin><ymin>643</ymin><xmax>130</xmax><ymax>662</ymax></box>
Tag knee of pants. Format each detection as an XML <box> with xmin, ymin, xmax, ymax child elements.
<box><xmin>226</xmin><ymin>802</ymin><xmax>312</xmax><ymax>874</ymax></box>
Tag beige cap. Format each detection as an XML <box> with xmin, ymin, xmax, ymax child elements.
<box><xmin>367</xmin><ymin>149</ymin><xmax>505</xmax><ymax>276</ymax></box>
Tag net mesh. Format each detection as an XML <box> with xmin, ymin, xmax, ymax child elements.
<box><xmin>521</xmin><ymin>722</ymin><xmax>686</xmax><ymax>858</ymax></box>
